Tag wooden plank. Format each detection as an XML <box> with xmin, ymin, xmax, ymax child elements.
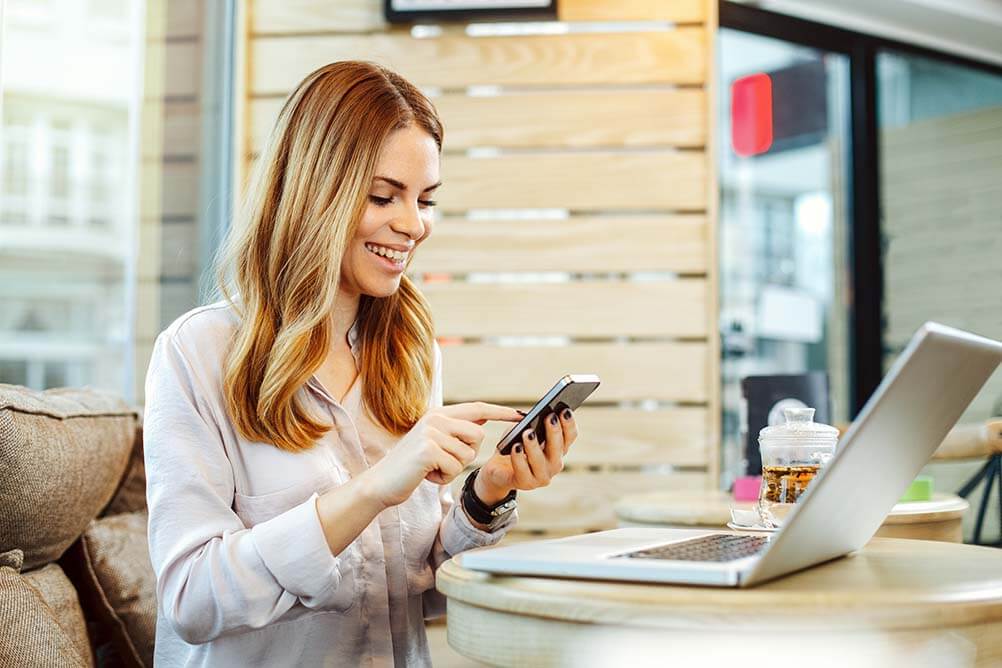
<box><xmin>163</xmin><ymin>101</ymin><xmax>200</xmax><ymax>158</ymax></box>
<box><xmin>437</xmin><ymin>89</ymin><xmax>706</xmax><ymax>150</ymax></box>
<box><xmin>439</xmin><ymin>151</ymin><xmax>706</xmax><ymax>212</ymax></box>
<box><xmin>161</xmin><ymin>162</ymin><xmax>199</xmax><ymax>219</ymax></box>
<box><xmin>160</xmin><ymin>279</ymin><xmax>199</xmax><ymax>328</ymax></box>
<box><xmin>134</xmin><ymin>339</ymin><xmax>157</xmax><ymax>405</ymax></box>
<box><xmin>559</xmin><ymin>0</ymin><xmax>704</xmax><ymax>22</ymax></box>
<box><xmin>160</xmin><ymin>220</ymin><xmax>199</xmax><ymax>279</ymax></box>
<box><xmin>166</xmin><ymin>0</ymin><xmax>201</xmax><ymax>40</ymax></box>
<box><xmin>140</xmin><ymin>100</ymin><xmax>165</xmax><ymax>161</ymax></box>
<box><xmin>251</xmin><ymin>29</ymin><xmax>705</xmax><ymax>94</ymax></box>
<box><xmin>440</xmin><ymin>342</ymin><xmax>708</xmax><ymax>403</ymax></box>
<box><xmin>252</xmin><ymin>0</ymin><xmax>386</xmax><ymax>34</ymax></box>
<box><xmin>253</xmin><ymin>0</ymin><xmax>706</xmax><ymax>31</ymax></box>
<box><xmin>135</xmin><ymin>281</ymin><xmax>160</xmax><ymax>352</ymax></box>
<box><xmin>165</xmin><ymin>41</ymin><xmax>200</xmax><ymax>99</ymax></box>
<box><xmin>140</xmin><ymin>161</ymin><xmax>163</xmax><ymax>221</ymax></box>
<box><xmin>411</xmin><ymin>215</ymin><xmax>706</xmax><ymax>274</ymax></box>
<box><xmin>474</xmin><ymin>472</ymin><xmax>707</xmax><ymax>533</ymax></box>
<box><xmin>137</xmin><ymin>221</ymin><xmax>161</xmax><ymax>282</ymax></box>
<box><xmin>425</xmin><ymin>280</ymin><xmax>707</xmax><ymax>338</ymax></box>
<box><xmin>143</xmin><ymin>11</ymin><xmax>167</xmax><ymax>97</ymax></box>
<box><xmin>144</xmin><ymin>0</ymin><xmax>168</xmax><ymax>42</ymax></box>
<box><xmin>471</xmin><ymin>406</ymin><xmax>711</xmax><ymax>468</ymax></box>
<box><xmin>250</xmin><ymin>88</ymin><xmax>707</xmax><ymax>154</ymax></box>
<box><xmin>233</xmin><ymin>0</ymin><xmax>252</xmax><ymax>205</ymax></box>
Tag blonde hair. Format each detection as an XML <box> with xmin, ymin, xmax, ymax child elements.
<box><xmin>217</xmin><ymin>61</ymin><xmax>442</xmax><ymax>452</ymax></box>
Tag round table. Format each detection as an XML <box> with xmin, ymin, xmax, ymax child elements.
<box><xmin>614</xmin><ymin>490</ymin><xmax>970</xmax><ymax>542</ymax></box>
<box><xmin>438</xmin><ymin>538</ymin><xmax>1002</xmax><ymax>667</ymax></box>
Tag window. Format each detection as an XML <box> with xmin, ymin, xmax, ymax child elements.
<box><xmin>878</xmin><ymin>51</ymin><xmax>1002</xmax><ymax>423</ymax></box>
<box><xmin>2</xmin><ymin>134</ymin><xmax>30</xmax><ymax>198</ymax></box>
<box><xmin>0</xmin><ymin>0</ymin><xmax>141</xmax><ymax>398</ymax></box>
<box><xmin>719</xmin><ymin>1</ymin><xmax>1002</xmax><ymax>475</ymax></box>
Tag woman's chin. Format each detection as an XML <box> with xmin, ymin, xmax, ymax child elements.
<box><xmin>361</xmin><ymin>277</ymin><xmax>402</xmax><ymax>299</ymax></box>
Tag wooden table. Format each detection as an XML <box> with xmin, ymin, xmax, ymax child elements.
<box><xmin>615</xmin><ymin>490</ymin><xmax>970</xmax><ymax>542</ymax></box>
<box><xmin>438</xmin><ymin>538</ymin><xmax>1002</xmax><ymax>667</ymax></box>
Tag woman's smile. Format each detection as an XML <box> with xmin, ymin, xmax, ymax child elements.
<box><xmin>364</xmin><ymin>242</ymin><xmax>408</xmax><ymax>273</ymax></box>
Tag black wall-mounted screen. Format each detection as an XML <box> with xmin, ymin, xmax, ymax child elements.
<box><xmin>385</xmin><ymin>0</ymin><xmax>557</xmax><ymax>24</ymax></box>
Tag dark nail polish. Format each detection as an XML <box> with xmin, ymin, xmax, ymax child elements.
<box><xmin>549</xmin><ymin>414</ymin><xmax>558</xmax><ymax>426</ymax></box>
<box><xmin>527</xmin><ymin>431</ymin><xmax>536</xmax><ymax>441</ymax></box>
<box><xmin>562</xmin><ymin>409</ymin><xmax>572</xmax><ymax>420</ymax></box>
<box><xmin>515</xmin><ymin>445</ymin><xmax>523</xmax><ymax>453</ymax></box>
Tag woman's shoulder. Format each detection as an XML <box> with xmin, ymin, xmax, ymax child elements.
<box><xmin>158</xmin><ymin>300</ymin><xmax>240</xmax><ymax>360</ymax></box>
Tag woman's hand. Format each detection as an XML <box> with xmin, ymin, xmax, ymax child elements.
<box><xmin>361</xmin><ymin>402</ymin><xmax>522</xmax><ymax>509</ymax></box>
<box><xmin>475</xmin><ymin>408</ymin><xmax>578</xmax><ymax>505</ymax></box>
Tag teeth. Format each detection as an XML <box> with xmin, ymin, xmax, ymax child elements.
<box><xmin>366</xmin><ymin>243</ymin><xmax>407</xmax><ymax>262</ymax></box>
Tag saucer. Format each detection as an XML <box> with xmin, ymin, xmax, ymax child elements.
<box><xmin>726</xmin><ymin>521</ymin><xmax>779</xmax><ymax>533</ymax></box>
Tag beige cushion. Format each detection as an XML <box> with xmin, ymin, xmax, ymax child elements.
<box><xmin>0</xmin><ymin>385</ymin><xmax>137</xmax><ymax>570</ymax></box>
<box><xmin>104</xmin><ymin>425</ymin><xmax>147</xmax><ymax>517</ymax></box>
<box><xmin>0</xmin><ymin>549</ymin><xmax>93</xmax><ymax>667</ymax></box>
<box><xmin>66</xmin><ymin>512</ymin><xmax>156</xmax><ymax>667</ymax></box>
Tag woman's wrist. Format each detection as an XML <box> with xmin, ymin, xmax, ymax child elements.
<box><xmin>315</xmin><ymin>473</ymin><xmax>387</xmax><ymax>556</ymax></box>
<box><xmin>472</xmin><ymin>470</ymin><xmax>513</xmax><ymax>506</ymax></box>
<box><xmin>354</xmin><ymin>467</ymin><xmax>394</xmax><ymax>512</ymax></box>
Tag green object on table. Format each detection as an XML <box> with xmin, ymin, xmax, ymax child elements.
<box><xmin>900</xmin><ymin>476</ymin><xmax>934</xmax><ymax>502</ymax></box>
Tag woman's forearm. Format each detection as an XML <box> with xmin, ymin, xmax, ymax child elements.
<box><xmin>314</xmin><ymin>471</ymin><xmax>388</xmax><ymax>556</ymax></box>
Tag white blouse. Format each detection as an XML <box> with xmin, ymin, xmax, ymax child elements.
<box><xmin>144</xmin><ymin>302</ymin><xmax>513</xmax><ymax>667</ymax></box>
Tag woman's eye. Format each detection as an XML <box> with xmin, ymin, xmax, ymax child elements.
<box><xmin>369</xmin><ymin>195</ymin><xmax>393</xmax><ymax>206</ymax></box>
<box><xmin>419</xmin><ymin>199</ymin><xmax>437</xmax><ymax>208</ymax></box>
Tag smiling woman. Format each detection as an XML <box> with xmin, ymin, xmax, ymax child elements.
<box><xmin>142</xmin><ymin>60</ymin><xmax>578</xmax><ymax>667</ymax></box>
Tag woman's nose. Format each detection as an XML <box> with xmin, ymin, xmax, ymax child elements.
<box><xmin>393</xmin><ymin>204</ymin><xmax>425</xmax><ymax>240</ymax></box>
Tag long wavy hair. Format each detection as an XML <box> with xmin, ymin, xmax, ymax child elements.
<box><xmin>217</xmin><ymin>61</ymin><xmax>441</xmax><ymax>452</ymax></box>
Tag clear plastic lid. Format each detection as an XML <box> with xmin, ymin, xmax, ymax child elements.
<box><xmin>758</xmin><ymin>407</ymin><xmax>839</xmax><ymax>447</ymax></box>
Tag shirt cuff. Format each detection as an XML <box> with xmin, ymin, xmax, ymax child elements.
<box><xmin>440</xmin><ymin>500</ymin><xmax>517</xmax><ymax>556</ymax></box>
<box><xmin>250</xmin><ymin>492</ymin><xmax>346</xmax><ymax>607</ymax></box>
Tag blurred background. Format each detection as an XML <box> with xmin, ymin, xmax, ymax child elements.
<box><xmin>1</xmin><ymin>0</ymin><xmax>999</xmax><ymax>543</ymax></box>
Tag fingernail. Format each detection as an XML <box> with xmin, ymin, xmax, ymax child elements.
<box><xmin>549</xmin><ymin>414</ymin><xmax>558</xmax><ymax>426</ymax></box>
<box><xmin>562</xmin><ymin>409</ymin><xmax>572</xmax><ymax>420</ymax></box>
<box><xmin>515</xmin><ymin>445</ymin><xmax>523</xmax><ymax>453</ymax></box>
<box><xmin>527</xmin><ymin>431</ymin><xmax>536</xmax><ymax>441</ymax></box>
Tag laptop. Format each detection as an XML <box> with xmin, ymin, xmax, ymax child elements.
<box><xmin>460</xmin><ymin>322</ymin><xmax>1002</xmax><ymax>587</ymax></box>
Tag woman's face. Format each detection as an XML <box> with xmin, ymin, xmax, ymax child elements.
<box><xmin>340</xmin><ymin>124</ymin><xmax>440</xmax><ymax>299</ymax></box>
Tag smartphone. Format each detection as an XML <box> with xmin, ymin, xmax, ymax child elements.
<box><xmin>496</xmin><ymin>374</ymin><xmax>601</xmax><ymax>455</ymax></box>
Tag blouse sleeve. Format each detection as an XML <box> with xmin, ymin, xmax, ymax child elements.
<box><xmin>423</xmin><ymin>342</ymin><xmax>516</xmax><ymax>618</ymax></box>
<box><xmin>144</xmin><ymin>331</ymin><xmax>354</xmax><ymax>644</ymax></box>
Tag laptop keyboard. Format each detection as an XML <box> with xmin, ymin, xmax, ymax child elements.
<box><xmin>614</xmin><ymin>534</ymin><xmax>770</xmax><ymax>563</ymax></box>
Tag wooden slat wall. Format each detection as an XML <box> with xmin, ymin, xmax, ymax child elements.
<box><xmin>242</xmin><ymin>0</ymin><xmax>718</xmax><ymax>535</ymax></box>
<box><xmin>135</xmin><ymin>1</ymin><xmax>206</xmax><ymax>402</ymax></box>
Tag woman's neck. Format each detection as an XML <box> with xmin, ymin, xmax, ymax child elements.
<box><xmin>331</xmin><ymin>288</ymin><xmax>361</xmax><ymax>349</ymax></box>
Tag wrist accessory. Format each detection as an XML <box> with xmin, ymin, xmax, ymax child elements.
<box><xmin>461</xmin><ymin>468</ymin><xmax>517</xmax><ymax>528</ymax></box>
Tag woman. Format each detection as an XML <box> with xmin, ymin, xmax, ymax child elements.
<box><xmin>144</xmin><ymin>61</ymin><xmax>578</xmax><ymax>666</ymax></box>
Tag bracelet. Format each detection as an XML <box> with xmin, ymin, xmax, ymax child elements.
<box><xmin>461</xmin><ymin>468</ymin><xmax>517</xmax><ymax>526</ymax></box>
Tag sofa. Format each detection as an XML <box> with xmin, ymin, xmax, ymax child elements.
<box><xmin>0</xmin><ymin>384</ymin><xmax>155</xmax><ymax>667</ymax></box>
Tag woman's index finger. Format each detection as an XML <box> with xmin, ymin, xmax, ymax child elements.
<box><xmin>439</xmin><ymin>402</ymin><xmax>523</xmax><ymax>423</ymax></box>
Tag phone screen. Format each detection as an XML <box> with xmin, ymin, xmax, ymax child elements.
<box><xmin>496</xmin><ymin>374</ymin><xmax>600</xmax><ymax>455</ymax></box>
